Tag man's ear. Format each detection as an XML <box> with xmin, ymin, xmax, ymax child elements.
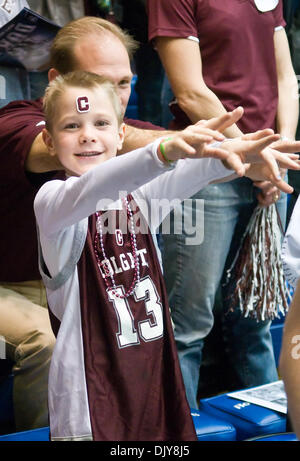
<box><xmin>117</xmin><ymin>123</ymin><xmax>126</xmax><ymax>151</ymax></box>
<box><xmin>48</xmin><ymin>68</ymin><xmax>60</xmax><ymax>82</ymax></box>
<box><xmin>42</xmin><ymin>128</ymin><xmax>55</xmax><ymax>156</ymax></box>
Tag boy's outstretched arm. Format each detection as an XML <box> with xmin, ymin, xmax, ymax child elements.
<box><xmin>158</xmin><ymin>125</ymin><xmax>300</xmax><ymax>194</ymax></box>
<box><xmin>120</xmin><ymin>107</ymin><xmax>245</xmax><ymax>155</ymax></box>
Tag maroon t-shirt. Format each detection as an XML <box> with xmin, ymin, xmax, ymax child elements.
<box><xmin>0</xmin><ymin>99</ymin><xmax>162</xmax><ymax>282</ymax></box>
<box><xmin>148</xmin><ymin>0</ymin><xmax>286</xmax><ymax>133</ymax></box>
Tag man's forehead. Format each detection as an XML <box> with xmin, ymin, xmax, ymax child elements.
<box><xmin>74</xmin><ymin>32</ymin><xmax>129</xmax><ymax>62</ymax></box>
<box><xmin>71</xmin><ymin>35</ymin><xmax>132</xmax><ymax>91</ymax></box>
<box><xmin>75</xmin><ymin>62</ymin><xmax>132</xmax><ymax>84</ymax></box>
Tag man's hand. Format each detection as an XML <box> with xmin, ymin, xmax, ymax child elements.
<box><xmin>245</xmin><ymin>164</ymin><xmax>295</xmax><ymax>194</ymax></box>
<box><xmin>253</xmin><ymin>166</ymin><xmax>286</xmax><ymax>207</ymax></box>
<box><xmin>253</xmin><ymin>180</ymin><xmax>281</xmax><ymax>207</ymax></box>
<box><xmin>244</xmin><ymin>135</ymin><xmax>300</xmax><ymax>202</ymax></box>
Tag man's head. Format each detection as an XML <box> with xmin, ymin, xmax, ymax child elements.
<box><xmin>43</xmin><ymin>71</ymin><xmax>125</xmax><ymax>177</ymax></box>
<box><xmin>48</xmin><ymin>16</ymin><xmax>138</xmax><ymax>113</ymax></box>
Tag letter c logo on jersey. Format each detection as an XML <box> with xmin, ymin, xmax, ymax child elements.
<box><xmin>76</xmin><ymin>96</ymin><xmax>90</xmax><ymax>113</ymax></box>
<box><xmin>115</xmin><ymin>229</ymin><xmax>123</xmax><ymax>246</ymax></box>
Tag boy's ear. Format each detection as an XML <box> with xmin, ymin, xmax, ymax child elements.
<box><xmin>117</xmin><ymin>122</ymin><xmax>126</xmax><ymax>151</ymax></box>
<box><xmin>48</xmin><ymin>68</ymin><xmax>60</xmax><ymax>82</ymax></box>
<box><xmin>42</xmin><ymin>128</ymin><xmax>55</xmax><ymax>156</ymax></box>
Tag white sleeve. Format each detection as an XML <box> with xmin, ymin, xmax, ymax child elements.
<box><xmin>282</xmin><ymin>196</ymin><xmax>300</xmax><ymax>289</ymax></box>
<box><xmin>133</xmin><ymin>155</ymin><xmax>234</xmax><ymax>233</ymax></box>
<box><xmin>34</xmin><ymin>138</ymin><xmax>234</xmax><ymax>238</ymax></box>
<box><xmin>34</xmin><ymin>139</ymin><xmax>169</xmax><ymax>237</ymax></box>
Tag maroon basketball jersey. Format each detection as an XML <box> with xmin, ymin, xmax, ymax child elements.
<box><xmin>77</xmin><ymin>197</ymin><xmax>197</xmax><ymax>441</ymax></box>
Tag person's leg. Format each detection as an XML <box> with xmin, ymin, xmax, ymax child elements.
<box><xmin>161</xmin><ymin>179</ymin><xmax>246</xmax><ymax>408</ymax></box>
<box><xmin>28</xmin><ymin>70</ymin><xmax>49</xmax><ymax>100</ymax></box>
<box><xmin>221</xmin><ymin>308</ymin><xmax>278</xmax><ymax>389</ymax></box>
<box><xmin>0</xmin><ymin>66</ymin><xmax>30</xmax><ymax>108</ymax></box>
<box><xmin>221</xmin><ymin>189</ymin><xmax>282</xmax><ymax>389</ymax></box>
<box><xmin>0</xmin><ymin>280</ymin><xmax>55</xmax><ymax>430</ymax></box>
<box><xmin>276</xmin><ymin>185</ymin><xmax>287</xmax><ymax>233</ymax></box>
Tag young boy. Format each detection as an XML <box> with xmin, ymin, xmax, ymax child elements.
<box><xmin>34</xmin><ymin>71</ymin><xmax>299</xmax><ymax>441</ymax></box>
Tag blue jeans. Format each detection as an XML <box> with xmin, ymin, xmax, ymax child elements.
<box><xmin>0</xmin><ymin>66</ymin><xmax>30</xmax><ymax>108</ymax></box>
<box><xmin>161</xmin><ymin>177</ymin><xmax>286</xmax><ymax>409</ymax></box>
<box><xmin>0</xmin><ymin>66</ymin><xmax>48</xmax><ymax>108</ymax></box>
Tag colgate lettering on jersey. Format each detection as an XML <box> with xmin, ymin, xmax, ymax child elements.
<box><xmin>98</xmin><ymin>248</ymin><xmax>148</xmax><ymax>279</ymax></box>
<box><xmin>76</xmin><ymin>96</ymin><xmax>90</xmax><ymax>113</ymax></box>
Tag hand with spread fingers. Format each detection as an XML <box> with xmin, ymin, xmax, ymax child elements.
<box><xmin>196</xmin><ymin>106</ymin><xmax>245</xmax><ymax>133</ymax></box>
<box><xmin>221</xmin><ymin>134</ymin><xmax>300</xmax><ymax>193</ymax></box>
<box><xmin>158</xmin><ymin>123</ymin><xmax>300</xmax><ymax>194</ymax></box>
<box><xmin>243</xmin><ymin>134</ymin><xmax>300</xmax><ymax>204</ymax></box>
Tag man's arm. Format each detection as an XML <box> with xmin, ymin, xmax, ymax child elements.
<box><xmin>25</xmin><ymin>123</ymin><xmax>161</xmax><ymax>172</ymax></box>
<box><xmin>280</xmin><ymin>279</ymin><xmax>300</xmax><ymax>439</ymax></box>
<box><xmin>155</xmin><ymin>36</ymin><xmax>243</xmax><ymax>139</ymax></box>
<box><xmin>256</xmin><ymin>28</ymin><xmax>299</xmax><ymax>206</ymax></box>
<box><xmin>25</xmin><ymin>131</ymin><xmax>63</xmax><ymax>173</ymax></box>
<box><xmin>119</xmin><ymin>124</ymin><xmax>172</xmax><ymax>154</ymax></box>
<box><xmin>120</xmin><ymin>106</ymin><xmax>248</xmax><ymax>155</ymax></box>
<box><xmin>274</xmin><ymin>28</ymin><xmax>299</xmax><ymax>140</ymax></box>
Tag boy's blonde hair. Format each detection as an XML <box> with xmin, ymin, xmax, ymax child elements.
<box><xmin>43</xmin><ymin>71</ymin><xmax>123</xmax><ymax>132</ymax></box>
<box><xmin>50</xmin><ymin>16</ymin><xmax>138</xmax><ymax>75</ymax></box>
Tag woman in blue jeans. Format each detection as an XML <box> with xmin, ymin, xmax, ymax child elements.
<box><xmin>148</xmin><ymin>0</ymin><xmax>298</xmax><ymax>408</ymax></box>
<box><xmin>161</xmin><ymin>178</ymin><xmax>287</xmax><ymax>407</ymax></box>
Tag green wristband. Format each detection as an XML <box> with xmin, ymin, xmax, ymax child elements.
<box><xmin>159</xmin><ymin>137</ymin><xmax>173</xmax><ymax>164</ymax></box>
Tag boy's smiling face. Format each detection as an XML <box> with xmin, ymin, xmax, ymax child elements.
<box><xmin>43</xmin><ymin>85</ymin><xmax>125</xmax><ymax>176</ymax></box>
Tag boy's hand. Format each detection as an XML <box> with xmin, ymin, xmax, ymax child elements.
<box><xmin>220</xmin><ymin>134</ymin><xmax>300</xmax><ymax>175</ymax></box>
<box><xmin>158</xmin><ymin>124</ymin><xmax>300</xmax><ymax>194</ymax></box>
<box><xmin>245</xmin><ymin>164</ymin><xmax>294</xmax><ymax>194</ymax></box>
<box><xmin>197</xmin><ymin>106</ymin><xmax>244</xmax><ymax>133</ymax></box>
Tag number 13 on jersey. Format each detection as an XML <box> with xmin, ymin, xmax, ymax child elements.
<box><xmin>107</xmin><ymin>276</ymin><xmax>164</xmax><ymax>348</ymax></box>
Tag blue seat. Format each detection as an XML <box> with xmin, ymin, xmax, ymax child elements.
<box><xmin>0</xmin><ymin>426</ymin><xmax>50</xmax><ymax>441</ymax></box>
<box><xmin>191</xmin><ymin>408</ymin><xmax>236</xmax><ymax>441</ymax></box>
<box><xmin>200</xmin><ymin>393</ymin><xmax>286</xmax><ymax>441</ymax></box>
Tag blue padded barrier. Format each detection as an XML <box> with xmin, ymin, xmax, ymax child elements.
<box><xmin>200</xmin><ymin>393</ymin><xmax>286</xmax><ymax>441</ymax></box>
<box><xmin>0</xmin><ymin>426</ymin><xmax>50</xmax><ymax>441</ymax></box>
<box><xmin>191</xmin><ymin>408</ymin><xmax>236</xmax><ymax>441</ymax></box>
<box><xmin>0</xmin><ymin>415</ymin><xmax>237</xmax><ymax>442</ymax></box>
<box><xmin>247</xmin><ymin>432</ymin><xmax>298</xmax><ymax>441</ymax></box>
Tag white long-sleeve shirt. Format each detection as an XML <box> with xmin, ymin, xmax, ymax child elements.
<box><xmin>34</xmin><ymin>139</ymin><xmax>233</xmax><ymax>440</ymax></box>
